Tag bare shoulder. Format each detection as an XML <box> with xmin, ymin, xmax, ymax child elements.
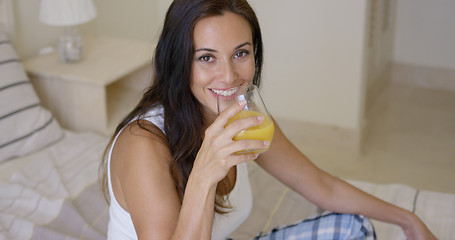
<box><xmin>111</xmin><ymin>120</ymin><xmax>174</xmax><ymax>192</ymax></box>
<box><xmin>110</xmin><ymin>120</ymin><xmax>181</xmax><ymax>238</ymax></box>
<box><xmin>111</xmin><ymin>120</ymin><xmax>172</xmax><ymax>180</ymax></box>
<box><xmin>113</xmin><ymin>120</ymin><xmax>170</xmax><ymax>163</ymax></box>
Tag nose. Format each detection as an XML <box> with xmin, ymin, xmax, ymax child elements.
<box><xmin>219</xmin><ymin>60</ymin><xmax>237</xmax><ymax>85</ymax></box>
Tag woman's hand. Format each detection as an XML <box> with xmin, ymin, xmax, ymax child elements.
<box><xmin>402</xmin><ymin>214</ymin><xmax>437</xmax><ymax>240</ymax></box>
<box><xmin>192</xmin><ymin>100</ymin><xmax>269</xmax><ymax>186</ymax></box>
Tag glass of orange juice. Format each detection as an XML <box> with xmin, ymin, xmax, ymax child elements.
<box><xmin>217</xmin><ymin>85</ymin><xmax>274</xmax><ymax>154</ymax></box>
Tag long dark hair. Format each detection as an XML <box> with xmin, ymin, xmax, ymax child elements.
<box><xmin>100</xmin><ymin>0</ymin><xmax>263</xmax><ymax>214</ymax></box>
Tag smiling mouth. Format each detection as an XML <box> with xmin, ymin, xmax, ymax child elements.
<box><xmin>209</xmin><ymin>87</ymin><xmax>238</xmax><ymax>97</ymax></box>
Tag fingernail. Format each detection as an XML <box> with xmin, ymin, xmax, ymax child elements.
<box><xmin>263</xmin><ymin>141</ymin><xmax>269</xmax><ymax>146</ymax></box>
<box><xmin>257</xmin><ymin>115</ymin><xmax>264</xmax><ymax>121</ymax></box>
<box><xmin>238</xmin><ymin>100</ymin><xmax>247</xmax><ymax>106</ymax></box>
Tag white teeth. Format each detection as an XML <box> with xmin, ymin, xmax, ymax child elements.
<box><xmin>211</xmin><ymin>88</ymin><xmax>237</xmax><ymax>96</ymax></box>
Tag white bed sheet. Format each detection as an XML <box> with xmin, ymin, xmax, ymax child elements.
<box><xmin>0</xmin><ymin>130</ymin><xmax>109</xmax><ymax>240</ymax></box>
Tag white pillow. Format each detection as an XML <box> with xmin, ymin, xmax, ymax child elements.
<box><xmin>0</xmin><ymin>33</ymin><xmax>63</xmax><ymax>163</ymax></box>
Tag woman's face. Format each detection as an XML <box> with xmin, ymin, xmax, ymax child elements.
<box><xmin>191</xmin><ymin>12</ymin><xmax>255</xmax><ymax>117</ymax></box>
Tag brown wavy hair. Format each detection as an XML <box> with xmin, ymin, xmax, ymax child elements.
<box><xmin>100</xmin><ymin>0</ymin><xmax>263</xmax><ymax>214</ymax></box>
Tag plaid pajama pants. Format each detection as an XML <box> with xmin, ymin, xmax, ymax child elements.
<box><xmin>251</xmin><ymin>212</ymin><xmax>376</xmax><ymax>240</ymax></box>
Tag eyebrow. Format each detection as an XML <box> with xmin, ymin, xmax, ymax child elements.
<box><xmin>194</xmin><ymin>42</ymin><xmax>252</xmax><ymax>53</ymax></box>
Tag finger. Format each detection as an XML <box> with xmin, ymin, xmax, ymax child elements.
<box><xmin>219</xmin><ymin>139</ymin><xmax>269</xmax><ymax>156</ymax></box>
<box><xmin>229</xmin><ymin>152</ymin><xmax>260</xmax><ymax>166</ymax></box>
<box><xmin>214</xmin><ymin>138</ymin><xmax>267</xmax><ymax>161</ymax></box>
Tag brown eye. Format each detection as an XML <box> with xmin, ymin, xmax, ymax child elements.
<box><xmin>199</xmin><ymin>55</ymin><xmax>213</xmax><ymax>62</ymax></box>
<box><xmin>234</xmin><ymin>50</ymin><xmax>249</xmax><ymax>58</ymax></box>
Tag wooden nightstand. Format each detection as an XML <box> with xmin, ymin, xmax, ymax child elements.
<box><xmin>23</xmin><ymin>36</ymin><xmax>154</xmax><ymax>135</ymax></box>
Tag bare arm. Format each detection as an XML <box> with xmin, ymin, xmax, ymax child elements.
<box><xmin>255</xmin><ymin>120</ymin><xmax>436</xmax><ymax>240</ymax></box>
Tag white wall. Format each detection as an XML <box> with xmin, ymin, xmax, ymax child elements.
<box><xmin>249</xmin><ymin>0</ymin><xmax>369</xmax><ymax>130</ymax></box>
<box><xmin>80</xmin><ymin>0</ymin><xmax>160</xmax><ymax>42</ymax></box>
<box><xmin>12</xmin><ymin>0</ymin><xmax>63</xmax><ymax>59</ymax></box>
<box><xmin>364</xmin><ymin>0</ymin><xmax>396</xmax><ymax>109</ymax></box>
<box><xmin>393</xmin><ymin>0</ymin><xmax>455</xmax><ymax>70</ymax></box>
<box><xmin>12</xmin><ymin>0</ymin><xmax>163</xmax><ymax>59</ymax></box>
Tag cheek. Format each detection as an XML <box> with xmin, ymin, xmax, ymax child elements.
<box><xmin>191</xmin><ymin>65</ymin><xmax>214</xmax><ymax>87</ymax></box>
<box><xmin>240</xmin><ymin>60</ymin><xmax>256</xmax><ymax>81</ymax></box>
<box><xmin>190</xmin><ymin>67</ymin><xmax>213</xmax><ymax>104</ymax></box>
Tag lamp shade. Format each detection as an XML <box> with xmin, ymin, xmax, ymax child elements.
<box><xmin>39</xmin><ymin>0</ymin><xmax>97</xmax><ymax>26</ymax></box>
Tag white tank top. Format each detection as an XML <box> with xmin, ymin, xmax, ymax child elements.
<box><xmin>107</xmin><ymin>106</ymin><xmax>253</xmax><ymax>240</ymax></box>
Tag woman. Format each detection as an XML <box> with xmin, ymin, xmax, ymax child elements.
<box><xmin>100</xmin><ymin>0</ymin><xmax>436</xmax><ymax>239</ymax></box>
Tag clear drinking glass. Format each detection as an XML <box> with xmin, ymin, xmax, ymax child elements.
<box><xmin>217</xmin><ymin>85</ymin><xmax>274</xmax><ymax>154</ymax></box>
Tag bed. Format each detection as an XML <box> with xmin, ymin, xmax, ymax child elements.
<box><xmin>1</xmin><ymin>1</ymin><xmax>454</xmax><ymax>239</ymax></box>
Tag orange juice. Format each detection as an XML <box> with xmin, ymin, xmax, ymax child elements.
<box><xmin>226</xmin><ymin>110</ymin><xmax>275</xmax><ymax>154</ymax></box>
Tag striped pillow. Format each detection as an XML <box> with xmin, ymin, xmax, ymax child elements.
<box><xmin>0</xmin><ymin>33</ymin><xmax>63</xmax><ymax>163</ymax></box>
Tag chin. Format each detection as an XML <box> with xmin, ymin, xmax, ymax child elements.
<box><xmin>199</xmin><ymin>99</ymin><xmax>218</xmax><ymax>117</ymax></box>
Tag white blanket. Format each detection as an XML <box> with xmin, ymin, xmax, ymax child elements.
<box><xmin>350</xmin><ymin>180</ymin><xmax>455</xmax><ymax>239</ymax></box>
<box><xmin>0</xmin><ymin>131</ymin><xmax>109</xmax><ymax>240</ymax></box>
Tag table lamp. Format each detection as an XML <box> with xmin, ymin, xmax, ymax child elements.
<box><xmin>39</xmin><ymin>0</ymin><xmax>97</xmax><ymax>63</ymax></box>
